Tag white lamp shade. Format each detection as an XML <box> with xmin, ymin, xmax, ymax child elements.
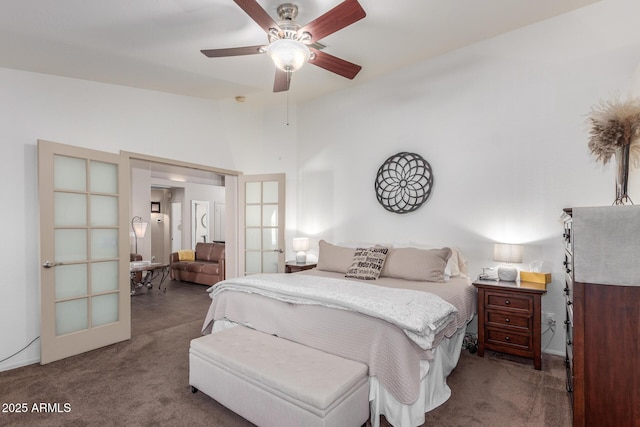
<box><xmin>493</xmin><ymin>243</ymin><xmax>523</xmax><ymax>263</ymax></box>
<box><xmin>292</xmin><ymin>237</ymin><xmax>310</xmax><ymax>252</ymax></box>
<box><xmin>132</xmin><ymin>221</ymin><xmax>148</xmax><ymax>238</ymax></box>
<box><xmin>267</xmin><ymin>39</ymin><xmax>310</xmax><ymax>72</ymax></box>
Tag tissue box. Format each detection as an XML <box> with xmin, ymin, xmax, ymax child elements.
<box><xmin>520</xmin><ymin>271</ymin><xmax>551</xmax><ymax>284</ymax></box>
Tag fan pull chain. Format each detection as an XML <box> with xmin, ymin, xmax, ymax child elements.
<box><xmin>286</xmin><ymin>71</ymin><xmax>291</xmax><ymax>126</ymax></box>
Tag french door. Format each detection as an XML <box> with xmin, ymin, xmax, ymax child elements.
<box><xmin>38</xmin><ymin>140</ymin><xmax>130</xmax><ymax>364</ymax></box>
<box><xmin>239</xmin><ymin>174</ymin><xmax>286</xmax><ymax>275</ymax></box>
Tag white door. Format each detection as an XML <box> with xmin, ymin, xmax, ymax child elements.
<box><xmin>239</xmin><ymin>174</ymin><xmax>286</xmax><ymax>275</ymax></box>
<box><xmin>214</xmin><ymin>202</ymin><xmax>225</xmax><ymax>242</ymax></box>
<box><xmin>171</xmin><ymin>201</ymin><xmax>182</xmax><ymax>253</ymax></box>
<box><xmin>38</xmin><ymin>140</ymin><xmax>130</xmax><ymax>364</ymax></box>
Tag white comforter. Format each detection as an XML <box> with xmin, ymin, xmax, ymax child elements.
<box><xmin>208</xmin><ymin>273</ymin><xmax>458</xmax><ymax>350</ymax></box>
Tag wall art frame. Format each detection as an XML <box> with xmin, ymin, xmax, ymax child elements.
<box><xmin>374</xmin><ymin>151</ymin><xmax>434</xmax><ymax>214</ymax></box>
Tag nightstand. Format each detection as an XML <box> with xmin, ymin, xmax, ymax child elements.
<box><xmin>285</xmin><ymin>261</ymin><xmax>317</xmax><ymax>273</ymax></box>
<box><xmin>473</xmin><ymin>279</ymin><xmax>548</xmax><ymax>370</ymax></box>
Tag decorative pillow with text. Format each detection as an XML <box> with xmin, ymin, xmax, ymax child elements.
<box><xmin>345</xmin><ymin>247</ymin><xmax>389</xmax><ymax>280</ymax></box>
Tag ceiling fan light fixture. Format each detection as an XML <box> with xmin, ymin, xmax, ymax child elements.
<box><xmin>267</xmin><ymin>38</ymin><xmax>310</xmax><ymax>72</ymax></box>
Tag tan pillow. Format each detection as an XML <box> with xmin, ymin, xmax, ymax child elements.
<box><xmin>178</xmin><ymin>249</ymin><xmax>195</xmax><ymax>261</ymax></box>
<box><xmin>381</xmin><ymin>247</ymin><xmax>452</xmax><ymax>282</ymax></box>
<box><xmin>316</xmin><ymin>240</ymin><xmax>356</xmax><ymax>274</ymax></box>
<box><xmin>345</xmin><ymin>247</ymin><xmax>389</xmax><ymax>280</ymax></box>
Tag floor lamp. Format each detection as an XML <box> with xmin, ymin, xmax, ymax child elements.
<box><xmin>131</xmin><ymin>216</ymin><xmax>148</xmax><ymax>255</ymax></box>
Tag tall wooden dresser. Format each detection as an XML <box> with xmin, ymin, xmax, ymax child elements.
<box><xmin>562</xmin><ymin>206</ymin><xmax>640</xmax><ymax>427</ymax></box>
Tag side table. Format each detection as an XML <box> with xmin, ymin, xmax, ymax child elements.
<box><xmin>473</xmin><ymin>279</ymin><xmax>547</xmax><ymax>370</ymax></box>
<box><xmin>285</xmin><ymin>261</ymin><xmax>317</xmax><ymax>273</ymax></box>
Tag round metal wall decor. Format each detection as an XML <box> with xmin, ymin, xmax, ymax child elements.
<box><xmin>374</xmin><ymin>152</ymin><xmax>433</xmax><ymax>214</ymax></box>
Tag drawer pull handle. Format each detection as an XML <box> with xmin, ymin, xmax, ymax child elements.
<box><xmin>567</xmin><ymin>339</ymin><xmax>572</xmax><ymax>346</ymax></box>
<box><xmin>505</xmin><ymin>318</ymin><xmax>510</xmax><ymax>323</ymax></box>
<box><xmin>563</xmin><ymin>287</ymin><xmax>569</xmax><ymax>294</ymax></box>
<box><xmin>505</xmin><ymin>336</ymin><xmax>510</xmax><ymax>341</ymax></box>
<box><xmin>564</xmin><ymin>320</ymin><xmax>571</xmax><ymax>326</ymax></box>
<box><xmin>505</xmin><ymin>300</ymin><xmax>510</xmax><ymax>305</ymax></box>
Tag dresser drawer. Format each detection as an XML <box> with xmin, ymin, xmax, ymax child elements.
<box><xmin>486</xmin><ymin>328</ymin><xmax>532</xmax><ymax>351</ymax></box>
<box><xmin>485</xmin><ymin>291</ymin><xmax>533</xmax><ymax>314</ymax></box>
<box><xmin>486</xmin><ymin>311</ymin><xmax>532</xmax><ymax>331</ymax></box>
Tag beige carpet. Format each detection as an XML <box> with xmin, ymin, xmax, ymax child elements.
<box><xmin>0</xmin><ymin>280</ymin><xmax>570</xmax><ymax>427</ymax></box>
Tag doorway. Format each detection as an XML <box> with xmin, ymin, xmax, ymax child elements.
<box><xmin>129</xmin><ymin>158</ymin><xmax>231</xmax><ymax>266</ymax></box>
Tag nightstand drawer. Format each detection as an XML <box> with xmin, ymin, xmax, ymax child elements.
<box><xmin>486</xmin><ymin>311</ymin><xmax>532</xmax><ymax>331</ymax></box>
<box><xmin>485</xmin><ymin>291</ymin><xmax>533</xmax><ymax>313</ymax></box>
<box><xmin>486</xmin><ymin>328</ymin><xmax>532</xmax><ymax>350</ymax></box>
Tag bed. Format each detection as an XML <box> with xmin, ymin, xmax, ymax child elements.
<box><xmin>201</xmin><ymin>241</ymin><xmax>476</xmax><ymax>427</ymax></box>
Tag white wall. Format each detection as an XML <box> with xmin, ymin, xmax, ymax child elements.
<box><xmin>0</xmin><ymin>68</ymin><xmax>296</xmax><ymax>371</ymax></box>
<box><xmin>296</xmin><ymin>0</ymin><xmax>640</xmax><ymax>355</ymax></box>
<box><xmin>3</xmin><ymin>0</ymin><xmax>640</xmax><ymax>371</ymax></box>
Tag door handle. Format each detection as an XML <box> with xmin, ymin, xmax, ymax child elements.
<box><xmin>273</xmin><ymin>249</ymin><xmax>284</xmax><ymax>253</ymax></box>
<box><xmin>42</xmin><ymin>261</ymin><xmax>63</xmax><ymax>268</ymax></box>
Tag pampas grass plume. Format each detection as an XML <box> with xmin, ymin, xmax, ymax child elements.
<box><xmin>587</xmin><ymin>96</ymin><xmax>640</xmax><ymax>168</ymax></box>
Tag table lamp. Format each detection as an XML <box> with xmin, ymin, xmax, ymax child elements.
<box><xmin>292</xmin><ymin>237</ymin><xmax>310</xmax><ymax>264</ymax></box>
<box><xmin>493</xmin><ymin>243</ymin><xmax>523</xmax><ymax>281</ymax></box>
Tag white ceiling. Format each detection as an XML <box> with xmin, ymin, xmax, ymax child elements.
<box><xmin>0</xmin><ymin>0</ymin><xmax>599</xmax><ymax>106</ymax></box>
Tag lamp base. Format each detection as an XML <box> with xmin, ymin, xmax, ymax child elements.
<box><xmin>497</xmin><ymin>264</ymin><xmax>518</xmax><ymax>281</ymax></box>
<box><xmin>295</xmin><ymin>251</ymin><xmax>307</xmax><ymax>264</ymax></box>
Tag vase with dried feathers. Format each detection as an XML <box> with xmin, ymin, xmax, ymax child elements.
<box><xmin>587</xmin><ymin>97</ymin><xmax>640</xmax><ymax>205</ymax></box>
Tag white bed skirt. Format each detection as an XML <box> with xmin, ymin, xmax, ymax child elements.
<box><xmin>211</xmin><ymin>320</ymin><xmax>466</xmax><ymax>427</ymax></box>
<box><xmin>369</xmin><ymin>327</ymin><xmax>465</xmax><ymax>427</ymax></box>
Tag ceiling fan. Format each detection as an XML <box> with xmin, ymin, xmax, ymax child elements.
<box><xmin>201</xmin><ymin>0</ymin><xmax>366</xmax><ymax>92</ymax></box>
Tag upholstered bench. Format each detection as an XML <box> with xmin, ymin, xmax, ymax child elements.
<box><xmin>189</xmin><ymin>325</ymin><xmax>370</xmax><ymax>427</ymax></box>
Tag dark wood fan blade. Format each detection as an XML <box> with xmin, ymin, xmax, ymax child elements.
<box><xmin>233</xmin><ymin>0</ymin><xmax>280</xmax><ymax>34</ymax></box>
<box><xmin>273</xmin><ymin>69</ymin><xmax>291</xmax><ymax>92</ymax></box>
<box><xmin>298</xmin><ymin>0</ymin><xmax>366</xmax><ymax>43</ymax></box>
<box><xmin>309</xmin><ymin>49</ymin><xmax>361</xmax><ymax>79</ymax></box>
<box><xmin>201</xmin><ymin>45</ymin><xmax>265</xmax><ymax>57</ymax></box>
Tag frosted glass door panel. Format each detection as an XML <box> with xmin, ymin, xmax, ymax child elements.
<box><xmin>54</xmin><ymin>193</ymin><xmax>87</xmax><ymax>227</ymax></box>
<box><xmin>262</xmin><ymin>229</ymin><xmax>277</xmax><ymax>250</ymax></box>
<box><xmin>54</xmin><ymin>155</ymin><xmax>86</xmax><ymax>192</ymax></box>
<box><xmin>245</xmin><ymin>228</ymin><xmax>261</xmax><ymax>250</ymax></box>
<box><xmin>55</xmin><ymin>264</ymin><xmax>88</xmax><ymax>299</ymax></box>
<box><xmin>246</xmin><ymin>205</ymin><xmax>260</xmax><ymax>227</ymax></box>
<box><xmin>262</xmin><ymin>205</ymin><xmax>278</xmax><ymax>226</ymax></box>
<box><xmin>90</xmin><ymin>161</ymin><xmax>118</xmax><ymax>194</ymax></box>
<box><xmin>92</xmin><ymin>294</ymin><xmax>119</xmax><ymax>327</ymax></box>
<box><xmin>56</xmin><ymin>299</ymin><xmax>88</xmax><ymax>335</ymax></box>
<box><xmin>91</xmin><ymin>229</ymin><xmax>118</xmax><ymax>259</ymax></box>
<box><xmin>263</xmin><ymin>181</ymin><xmax>278</xmax><ymax>203</ymax></box>
<box><xmin>245</xmin><ymin>182</ymin><xmax>261</xmax><ymax>203</ymax></box>
<box><xmin>263</xmin><ymin>252</ymin><xmax>278</xmax><ymax>273</ymax></box>
<box><xmin>90</xmin><ymin>195</ymin><xmax>118</xmax><ymax>227</ymax></box>
<box><xmin>55</xmin><ymin>229</ymin><xmax>87</xmax><ymax>262</ymax></box>
<box><xmin>245</xmin><ymin>252</ymin><xmax>261</xmax><ymax>274</ymax></box>
<box><xmin>91</xmin><ymin>261</ymin><xmax>119</xmax><ymax>293</ymax></box>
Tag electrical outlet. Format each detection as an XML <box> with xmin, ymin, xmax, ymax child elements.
<box><xmin>544</xmin><ymin>312</ymin><xmax>556</xmax><ymax>326</ymax></box>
